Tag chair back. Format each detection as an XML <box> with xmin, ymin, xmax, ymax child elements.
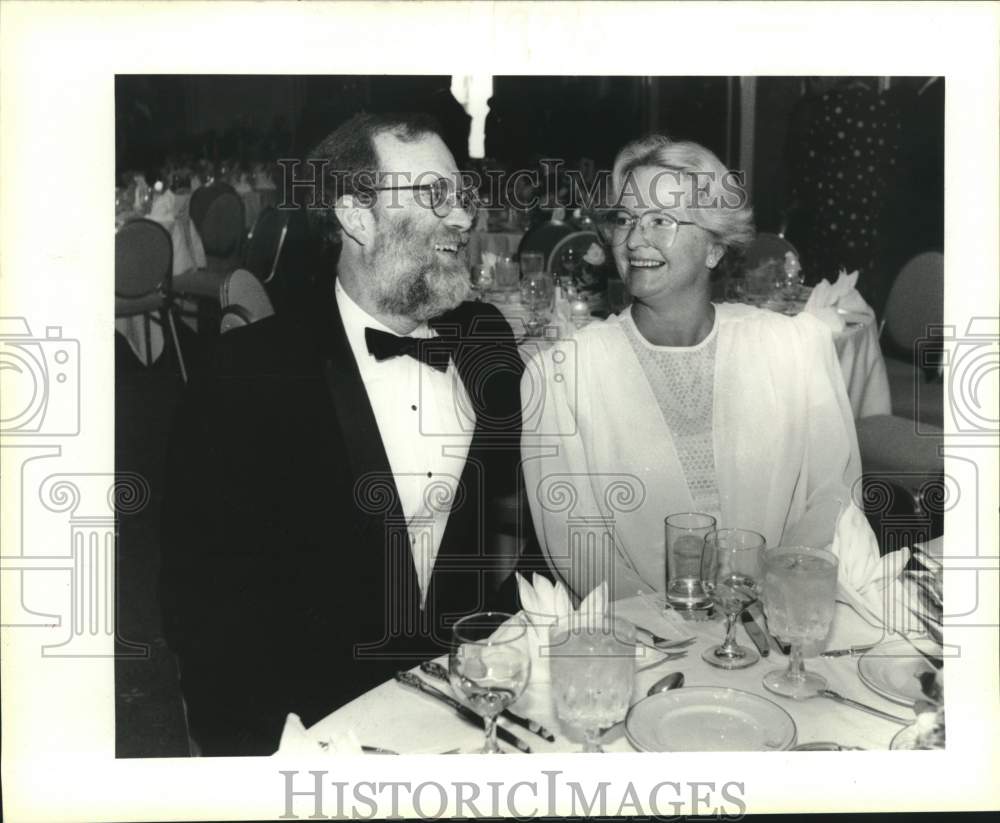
<box><xmin>546</xmin><ymin>231</ymin><xmax>604</xmax><ymax>279</ymax></box>
<box><xmin>883</xmin><ymin>251</ymin><xmax>944</xmax><ymax>352</ymax></box>
<box><xmin>243</xmin><ymin>207</ymin><xmax>290</xmax><ymax>283</ymax></box>
<box><xmin>219</xmin><ymin>268</ymin><xmax>275</xmax><ymax>333</ymax></box>
<box><xmin>190</xmin><ymin>182</ymin><xmax>245</xmax><ymax>259</ymax></box>
<box><xmin>115</xmin><ymin>219</ymin><xmax>173</xmax><ymax>298</ymax></box>
<box><xmin>742</xmin><ymin>232</ymin><xmax>799</xmax><ymax>271</ymax></box>
<box><xmin>517</xmin><ymin>220</ymin><xmax>574</xmax><ymax>272</ymax></box>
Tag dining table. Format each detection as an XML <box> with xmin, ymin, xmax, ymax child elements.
<box><xmin>304</xmin><ymin>591</ymin><xmax>922</xmax><ymax>754</ymax></box>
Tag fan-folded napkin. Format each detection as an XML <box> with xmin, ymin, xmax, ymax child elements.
<box><xmin>803</xmin><ymin>269</ymin><xmax>872</xmax><ymax>332</ymax></box>
<box><xmin>481</xmin><ymin>251</ymin><xmax>498</xmax><ymax>276</ymax></box>
<box><xmin>513</xmin><ymin>573</ymin><xmax>607</xmax><ymax>684</ymax></box>
<box><xmin>829</xmin><ymin>502</ymin><xmax>912</xmax><ymax>631</ymax></box>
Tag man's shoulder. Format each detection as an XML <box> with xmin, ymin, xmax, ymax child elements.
<box><xmin>209</xmin><ymin>312</ymin><xmax>323</xmax><ymax>378</ymax></box>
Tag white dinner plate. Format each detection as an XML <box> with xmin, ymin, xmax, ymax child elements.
<box><xmin>857</xmin><ymin>638</ymin><xmax>939</xmax><ymax>706</ymax></box>
<box><xmin>625</xmin><ymin>687</ymin><xmax>797</xmax><ymax>752</ymax></box>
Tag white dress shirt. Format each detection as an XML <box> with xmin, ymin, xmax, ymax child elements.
<box><xmin>335</xmin><ymin>280</ymin><xmax>474</xmax><ymax>606</ymax></box>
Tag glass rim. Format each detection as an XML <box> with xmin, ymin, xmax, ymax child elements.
<box><xmin>451</xmin><ymin>610</ymin><xmax>526</xmax><ymax>645</ymax></box>
<box><xmin>762</xmin><ymin>544</ymin><xmax>839</xmax><ymax>567</ymax></box>
<box><xmin>664</xmin><ymin>511</ymin><xmax>718</xmax><ymax>528</ymax></box>
<box><xmin>705</xmin><ymin>527</ymin><xmax>767</xmax><ymax>550</ymax></box>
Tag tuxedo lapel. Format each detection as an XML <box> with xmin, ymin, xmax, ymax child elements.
<box><xmin>320</xmin><ymin>294</ymin><xmax>404</xmax><ymax>539</ymax></box>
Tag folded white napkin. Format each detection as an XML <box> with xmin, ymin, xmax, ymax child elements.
<box><xmin>830</xmin><ymin>502</ymin><xmax>912</xmax><ymax>630</ymax></box>
<box><xmin>272</xmin><ymin>712</ymin><xmax>362</xmax><ymax>756</ymax></box>
<box><xmin>481</xmin><ymin>250</ymin><xmax>498</xmax><ymax>275</ymax></box>
<box><xmin>803</xmin><ymin>269</ymin><xmax>872</xmax><ymax>332</ymax></box>
<box><xmin>513</xmin><ymin>573</ymin><xmax>607</xmax><ymax>684</ymax></box>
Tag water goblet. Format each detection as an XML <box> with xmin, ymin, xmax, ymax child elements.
<box><xmin>520</xmin><ymin>251</ymin><xmax>545</xmax><ymax>280</ymax></box>
<box><xmin>448</xmin><ymin>612</ymin><xmax>530</xmax><ymax>754</ymax></box>
<box><xmin>550</xmin><ymin>614</ymin><xmax>636</xmax><ymax>752</ymax></box>
<box><xmin>761</xmin><ymin>546</ymin><xmax>839</xmax><ymax>699</ymax></box>
<box><xmin>700</xmin><ymin>529</ymin><xmax>766</xmax><ymax>669</ymax></box>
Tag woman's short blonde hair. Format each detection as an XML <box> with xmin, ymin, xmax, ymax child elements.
<box><xmin>611</xmin><ymin>135</ymin><xmax>755</xmax><ymax>252</ymax></box>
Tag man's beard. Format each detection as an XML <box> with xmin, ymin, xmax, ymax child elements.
<box><xmin>368</xmin><ymin>212</ymin><xmax>471</xmax><ymax>322</ymax></box>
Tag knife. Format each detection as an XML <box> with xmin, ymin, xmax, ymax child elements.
<box><xmin>419</xmin><ymin>661</ymin><xmax>556</xmax><ymax>742</ymax></box>
<box><xmin>820</xmin><ymin>643</ymin><xmax>878</xmax><ymax>658</ymax></box>
<box><xmin>740</xmin><ymin>610</ymin><xmax>770</xmax><ymax>657</ymax></box>
<box><xmin>394</xmin><ymin>671</ymin><xmax>532</xmax><ymax>753</ymax></box>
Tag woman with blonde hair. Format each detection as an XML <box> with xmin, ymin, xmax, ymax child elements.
<box><xmin>521</xmin><ymin>135</ymin><xmax>861</xmax><ymax>600</ymax></box>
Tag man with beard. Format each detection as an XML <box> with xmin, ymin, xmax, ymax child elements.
<box><xmin>160</xmin><ymin>113</ymin><xmax>531</xmax><ymax>756</ymax></box>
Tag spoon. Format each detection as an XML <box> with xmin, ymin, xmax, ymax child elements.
<box><xmin>646</xmin><ymin>671</ymin><xmax>685</xmax><ymax>696</ymax></box>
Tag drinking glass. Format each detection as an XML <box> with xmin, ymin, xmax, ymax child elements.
<box><xmin>664</xmin><ymin>512</ymin><xmax>717</xmax><ymax>611</ymax></box>
<box><xmin>550</xmin><ymin>614</ymin><xmax>636</xmax><ymax>752</ymax></box>
<box><xmin>700</xmin><ymin>529</ymin><xmax>766</xmax><ymax>669</ymax></box>
<box><xmin>520</xmin><ymin>251</ymin><xmax>545</xmax><ymax>279</ymax></box>
<box><xmin>448</xmin><ymin>612</ymin><xmax>530</xmax><ymax>754</ymax></box>
<box><xmin>761</xmin><ymin>546</ymin><xmax>838</xmax><ymax>699</ymax></box>
<box><xmin>559</xmin><ymin>245</ymin><xmax>583</xmax><ymax>286</ymax></box>
<box><xmin>470</xmin><ymin>264</ymin><xmax>493</xmax><ymax>300</ymax></box>
<box><xmin>520</xmin><ymin>270</ymin><xmax>554</xmax><ymax>336</ymax></box>
<box><xmin>493</xmin><ymin>255</ymin><xmax>520</xmax><ymax>291</ymax></box>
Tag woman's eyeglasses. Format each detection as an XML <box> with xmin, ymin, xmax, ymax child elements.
<box><xmin>365</xmin><ymin>176</ymin><xmax>480</xmax><ymax>219</ymax></box>
<box><xmin>597</xmin><ymin>209</ymin><xmax>697</xmax><ymax>248</ymax></box>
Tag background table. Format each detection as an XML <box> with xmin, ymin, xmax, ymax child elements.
<box><xmin>308</xmin><ymin>596</ymin><xmax>914</xmax><ymax>754</ymax></box>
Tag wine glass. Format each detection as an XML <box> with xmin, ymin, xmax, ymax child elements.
<box><xmin>469</xmin><ymin>264</ymin><xmax>493</xmax><ymax>300</ymax></box>
<box><xmin>559</xmin><ymin>245</ymin><xmax>583</xmax><ymax>287</ymax></box>
<box><xmin>448</xmin><ymin>612</ymin><xmax>530</xmax><ymax>754</ymax></box>
<box><xmin>519</xmin><ymin>251</ymin><xmax>544</xmax><ymax>280</ymax></box>
<box><xmin>700</xmin><ymin>529</ymin><xmax>766</xmax><ymax>669</ymax></box>
<box><xmin>519</xmin><ymin>270</ymin><xmax>554</xmax><ymax>336</ymax></box>
<box><xmin>550</xmin><ymin>614</ymin><xmax>636</xmax><ymax>752</ymax></box>
<box><xmin>761</xmin><ymin>546</ymin><xmax>839</xmax><ymax>699</ymax></box>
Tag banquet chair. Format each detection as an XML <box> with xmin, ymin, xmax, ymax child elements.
<box><xmin>855</xmin><ymin>473</ymin><xmax>944</xmax><ymax>557</ymax></box>
<box><xmin>742</xmin><ymin>232</ymin><xmax>799</xmax><ymax>270</ymax></box>
<box><xmin>517</xmin><ymin>219</ymin><xmax>574</xmax><ymax>272</ymax></box>
<box><xmin>880</xmin><ymin>252</ymin><xmax>944</xmax><ymax>428</ymax></box>
<box><xmin>174</xmin><ymin>182</ymin><xmax>246</xmax><ymax>333</ymax></box>
<box><xmin>243</xmin><ymin>207</ymin><xmax>290</xmax><ymax>285</ymax></box>
<box><xmin>218</xmin><ymin>268</ymin><xmax>275</xmax><ymax>334</ymax></box>
<box><xmin>855</xmin><ymin>413</ymin><xmax>944</xmax><ymax>536</ymax></box>
<box><xmin>114</xmin><ymin>218</ymin><xmax>187</xmax><ymax>382</ymax></box>
<box><xmin>546</xmin><ymin>231</ymin><xmax>604</xmax><ymax>279</ymax></box>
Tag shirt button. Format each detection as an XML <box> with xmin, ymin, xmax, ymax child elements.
<box><xmin>411</xmin><ymin>404</ymin><xmax>418</xmax><ymax>411</ymax></box>
<box><xmin>427</xmin><ymin>471</ymin><xmax>433</xmax><ymax>478</ymax></box>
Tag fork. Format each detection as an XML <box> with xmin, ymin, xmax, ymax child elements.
<box><xmin>634</xmin><ymin>626</ymin><xmax>696</xmax><ymax>650</ymax></box>
<box><xmin>636</xmin><ymin>649</ymin><xmax>688</xmax><ymax>673</ymax></box>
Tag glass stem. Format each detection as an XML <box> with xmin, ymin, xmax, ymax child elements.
<box><xmin>786</xmin><ymin>643</ymin><xmax>805</xmax><ymax>682</ymax></box>
<box><xmin>483</xmin><ymin>714</ymin><xmax>501</xmax><ymax>754</ymax></box>
<box><xmin>582</xmin><ymin>728</ymin><xmax>604</xmax><ymax>753</ymax></box>
<box><xmin>720</xmin><ymin>612</ymin><xmax>740</xmax><ymax>655</ymax></box>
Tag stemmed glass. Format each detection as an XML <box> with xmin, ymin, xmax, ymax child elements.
<box><xmin>700</xmin><ymin>529</ymin><xmax>766</xmax><ymax>669</ymax></box>
<box><xmin>550</xmin><ymin>614</ymin><xmax>636</xmax><ymax>752</ymax></box>
<box><xmin>448</xmin><ymin>612</ymin><xmax>530</xmax><ymax>754</ymax></box>
<box><xmin>559</xmin><ymin>245</ymin><xmax>583</xmax><ymax>287</ymax></box>
<box><xmin>519</xmin><ymin>269</ymin><xmax>554</xmax><ymax>336</ymax></box>
<box><xmin>761</xmin><ymin>546</ymin><xmax>839</xmax><ymax>699</ymax></box>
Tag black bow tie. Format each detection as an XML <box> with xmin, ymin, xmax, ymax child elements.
<box><xmin>364</xmin><ymin>327</ymin><xmax>453</xmax><ymax>373</ymax></box>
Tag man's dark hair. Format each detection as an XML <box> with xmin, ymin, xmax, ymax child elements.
<box><xmin>308</xmin><ymin>111</ymin><xmax>444</xmax><ymax>243</ymax></box>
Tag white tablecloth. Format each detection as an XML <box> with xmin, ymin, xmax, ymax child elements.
<box><xmin>308</xmin><ymin>596</ymin><xmax>912</xmax><ymax>754</ymax></box>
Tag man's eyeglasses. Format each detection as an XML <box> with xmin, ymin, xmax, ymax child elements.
<box><xmin>596</xmin><ymin>209</ymin><xmax>698</xmax><ymax>248</ymax></box>
<box><xmin>365</xmin><ymin>176</ymin><xmax>480</xmax><ymax>219</ymax></box>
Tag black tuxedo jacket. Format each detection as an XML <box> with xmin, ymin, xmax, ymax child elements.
<box><xmin>160</xmin><ymin>294</ymin><xmax>532</xmax><ymax>755</ymax></box>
